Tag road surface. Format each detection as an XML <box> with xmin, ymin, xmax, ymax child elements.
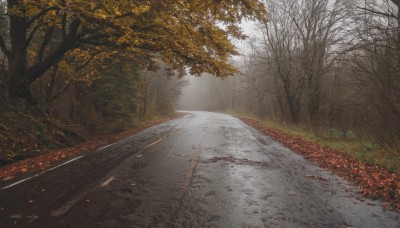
<box><xmin>0</xmin><ymin>111</ymin><xmax>399</xmax><ymax>227</ymax></box>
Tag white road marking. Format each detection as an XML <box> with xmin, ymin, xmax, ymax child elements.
<box><xmin>100</xmin><ymin>176</ymin><xmax>115</xmax><ymax>187</ymax></box>
<box><xmin>47</xmin><ymin>156</ymin><xmax>83</xmax><ymax>171</ymax></box>
<box><xmin>144</xmin><ymin>134</ymin><xmax>168</xmax><ymax>149</ymax></box>
<box><xmin>97</xmin><ymin>143</ymin><xmax>115</xmax><ymax>151</ymax></box>
<box><xmin>1</xmin><ymin>176</ymin><xmax>37</xmax><ymax>190</ymax></box>
<box><xmin>1</xmin><ymin>130</ymin><xmax>177</xmax><ymax>190</ymax></box>
<box><xmin>1</xmin><ymin>155</ymin><xmax>84</xmax><ymax>190</ymax></box>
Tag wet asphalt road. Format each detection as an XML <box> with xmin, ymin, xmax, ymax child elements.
<box><xmin>0</xmin><ymin>111</ymin><xmax>399</xmax><ymax>228</ymax></box>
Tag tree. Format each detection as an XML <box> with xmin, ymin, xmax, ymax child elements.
<box><xmin>242</xmin><ymin>51</ymin><xmax>270</xmax><ymax>117</ymax></box>
<box><xmin>0</xmin><ymin>0</ymin><xmax>266</xmax><ymax>103</ymax></box>
<box><xmin>289</xmin><ymin>0</ymin><xmax>348</xmax><ymax>122</ymax></box>
<box><xmin>31</xmin><ymin>47</ymin><xmax>111</xmax><ymax>114</ymax></box>
<box><xmin>255</xmin><ymin>0</ymin><xmax>304</xmax><ymax>123</ymax></box>
<box><xmin>76</xmin><ymin>59</ymin><xmax>140</xmax><ymax>133</ymax></box>
<box><xmin>349</xmin><ymin>0</ymin><xmax>400</xmax><ymax>146</ymax></box>
<box><xmin>137</xmin><ymin>65</ymin><xmax>188</xmax><ymax>120</ymax></box>
<box><xmin>0</xmin><ymin>2</ymin><xmax>8</xmax><ymax>101</ymax></box>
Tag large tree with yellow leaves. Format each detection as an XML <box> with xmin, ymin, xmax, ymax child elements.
<box><xmin>0</xmin><ymin>0</ymin><xmax>266</xmax><ymax>102</ymax></box>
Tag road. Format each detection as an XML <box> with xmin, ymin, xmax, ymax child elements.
<box><xmin>0</xmin><ymin>111</ymin><xmax>399</xmax><ymax>227</ymax></box>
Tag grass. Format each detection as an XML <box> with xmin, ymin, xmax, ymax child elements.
<box><xmin>233</xmin><ymin>112</ymin><xmax>400</xmax><ymax>176</ymax></box>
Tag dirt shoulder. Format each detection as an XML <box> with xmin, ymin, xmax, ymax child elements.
<box><xmin>0</xmin><ymin>116</ymin><xmax>180</xmax><ymax>180</ymax></box>
<box><xmin>239</xmin><ymin>117</ymin><xmax>400</xmax><ymax>212</ymax></box>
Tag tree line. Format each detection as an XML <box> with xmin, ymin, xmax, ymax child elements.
<box><xmin>193</xmin><ymin>0</ymin><xmax>400</xmax><ymax>149</ymax></box>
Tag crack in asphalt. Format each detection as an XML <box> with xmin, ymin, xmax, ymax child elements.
<box><xmin>203</xmin><ymin>155</ymin><xmax>268</xmax><ymax>166</ymax></box>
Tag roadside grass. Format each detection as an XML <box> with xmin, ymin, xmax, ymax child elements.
<box><xmin>232</xmin><ymin>112</ymin><xmax>400</xmax><ymax>176</ymax></box>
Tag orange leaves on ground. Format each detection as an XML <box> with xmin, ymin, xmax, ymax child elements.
<box><xmin>240</xmin><ymin>117</ymin><xmax>400</xmax><ymax>212</ymax></box>
<box><xmin>0</xmin><ymin>117</ymin><xmax>175</xmax><ymax>180</ymax></box>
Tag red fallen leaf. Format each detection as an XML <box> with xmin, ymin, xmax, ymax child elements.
<box><xmin>304</xmin><ymin>175</ymin><xmax>328</xmax><ymax>181</ymax></box>
<box><xmin>371</xmin><ymin>172</ymin><xmax>380</xmax><ymax>181</ymax></box>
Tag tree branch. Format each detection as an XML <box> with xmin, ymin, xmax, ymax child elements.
<box><xmin>50</xmin><ymin>51</ymin><xmax>102</xmax><ymax>101</ymax></box>
<box><xmin>51</xmin><ymin>79</ymin><xmax>73</xmax><ymax>101</ymax></box>
<box><xmin>26</xmin><ymin>6</ymin><xmax>59</xmax><ymax>26</ymax></box>
<box><xmin>75</xmin><ymin>51</ymin><xmax>102</xmax><ymax>73</ymax></box>
<box><xmin>61</xmin><ymin>0</ymin><xmax>67</xmax><ymax>40</ymax></box>
<box><xmin>45</xmin><ymin>63</ymin><xmax>58</xmax><ymax>102</ymax></box>
<box><xmin>357</xmin><ymin>7</ymin><xmax>397</xmax><ymax>19</ymax></box>
<box><xmin>26</xmin><ymin>23</ymin><xmax>43</xmax><ymax>48</ymax></box>
<box><xmin>27</xmin><ymin>19</ymin><xmax>81</xmax><ymax>84</ymax></box>
<box><xmin>38</xmin><ymin>26</ymin><xmax>55</xmax><ymax>62</ymax></box>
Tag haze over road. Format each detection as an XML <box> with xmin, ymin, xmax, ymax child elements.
<box><xmin>0</xmin><ymin>111</ymin><xmax>399</xmax><ymax>227</ymax></box>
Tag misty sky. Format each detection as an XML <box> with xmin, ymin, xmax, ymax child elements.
<box><xmin>178</xmin><ymin>20</ymin><xmax>259</xmax><ymax>111</ymax></box>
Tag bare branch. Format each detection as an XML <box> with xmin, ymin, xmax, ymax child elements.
<box><xmin>357</xmin><ymin>7</ymin><xmax>397</xmax><ymax>19</ymax></box>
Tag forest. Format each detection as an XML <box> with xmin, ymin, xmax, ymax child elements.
<box><xmin>181</xmin><ymin>0</ymin><xmax>400</xmax><ymax>153</ymax></box>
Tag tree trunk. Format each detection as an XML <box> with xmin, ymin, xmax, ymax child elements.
<box><xmin>7</xmin><ymin>0</ymin><xmax>33</xmax><ymax>102</ymax></box>
<box><xmin>6</xmin><ymin>0</ymin><xmax>80</xmax><ymax>103</ymax></box>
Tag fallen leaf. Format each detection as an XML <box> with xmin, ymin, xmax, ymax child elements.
<box><xmin>304</xmin><ymin>175</ymin><xmax>328</xmax><ymax>181</ymax></box>
<box><xmin>288</xmin><ymin>191</ymin><xmax>300</xmax><ymax>196</ymax></box>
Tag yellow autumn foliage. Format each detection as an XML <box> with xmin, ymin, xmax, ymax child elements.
<box><xmin>8</xmin><ymin>0</ymin><xmax>267</xmax><ymax>79</ymax></box>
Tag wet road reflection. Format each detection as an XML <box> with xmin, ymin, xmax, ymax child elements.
<box><xmin>0</xmin><ymin>111</ymin><xmax>399</xmax><ymax>227</ymax></box>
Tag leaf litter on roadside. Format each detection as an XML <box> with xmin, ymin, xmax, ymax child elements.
<box><xmin>0</xmin><ymin>117</ymin><xmax>177</xmax><ymax>180</ymax></box>
<box><xmin>240</xmin><ymin>117</ymin><xmax>400</xmax><ymax>212</ymax></box>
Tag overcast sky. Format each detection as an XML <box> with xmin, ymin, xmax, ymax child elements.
<box><xmin>234</xmin><ymin>20</ymin><xmax>261</xmax><ymax>57</ymax></box>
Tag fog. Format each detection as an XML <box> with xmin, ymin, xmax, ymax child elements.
<box><xmin>177</xmin><ymin>20</ymin><xmax>257</xmax><ymax>111</ymax></box>
<box><xmin>176</xmin><ymin>76</ymin><xmax>206</xmax><ymax>111</ymax></box>
<box><xmin>177</xmin><ymin>75</ymin><xmax>233</xmax><ymax>111</ymax></box>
